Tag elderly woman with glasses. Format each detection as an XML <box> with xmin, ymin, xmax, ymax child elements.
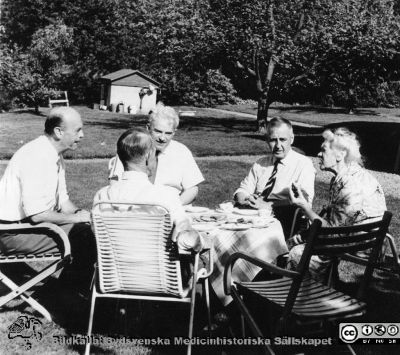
<box><xmin>287</xmin><ymin>127</ymin><xmax>387</xmax><ymax>280</ymax></box>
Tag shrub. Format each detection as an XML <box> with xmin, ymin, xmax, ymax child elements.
<box><xmin>322</xmin><ymin>81</ymin><xmax>400</xmax><ymax>108</ymax></box>
<box><xmin>0</xmin><ymin>85</ymin><xmax>13</xmax><ymax>111</ymax></box>
<box><xmin>159</xmin><ymin>69</ymin><xmax>239</xmax><ymax>106</ymax></box>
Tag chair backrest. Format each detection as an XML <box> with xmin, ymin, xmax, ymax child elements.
<box><xmin>313</xmin><ymin>212</ymin><xmax>391</xmax><ymax>256</ymax></box>
<box><xmin>292</xmin><ymin>211</ymin><xmax>392</xmax><ymax>300</ymax></box>
<box><xmin>91</xmin><ymin>201</ymin><xmax>186</xmax><ymax>297</ymax></box>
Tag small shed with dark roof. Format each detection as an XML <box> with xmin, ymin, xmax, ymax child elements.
<box><xmin>100</xmin><ymin>69</ymin><xmax>160</xmax><ymax>113</ymax></box>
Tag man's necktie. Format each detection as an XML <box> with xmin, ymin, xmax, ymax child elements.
<box><xmin>260</xmin><ymin>160</ymin><xmax>279</xmax><ymax>199</ymax></box>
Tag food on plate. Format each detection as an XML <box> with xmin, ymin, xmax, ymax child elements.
<box><xmin>234</xmin><ymin>218</ymin><xmax>252</xmax><ymax>224</ymax></box>
<box><xmin>185</xmin><ymin>205</ymin><xmax>209</xmax><ymax>213</ymax></box>
<box><xmin>200</xmin><ymin>214</ymin><xmax>227</xmax><ymax>222</ymax></box>
<box><xmin>232</xmin><ymin>208</ymin><xmax>259</xmax><ymax>216</ymax></box>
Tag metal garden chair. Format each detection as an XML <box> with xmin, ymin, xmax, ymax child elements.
<box><xmin>289</xmin><ymin>207</ymin><xmax>400</xmax><ymax>276</ymax></box>
<box><xmin>224</xmin><ymin>211</ymin><xmax>392</xmax><ymax>355</ymax></box>
<box><xmin>0</xmin><ymin>223</ymin><xmax>71</xmax><ymax>321</ymax></box>
<box><xmin>85</xmin><ymin>201</ymin><xmax>212</xmax><ymax>355</ymax></box>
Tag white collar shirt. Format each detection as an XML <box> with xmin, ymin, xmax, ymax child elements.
<box><xmin>94</xmin><ymin>170</ymin><xmax>188</xmax><ymax>227</ymax></box>
<box><xmin>0</xmin><ymin>135</ymin><xmax>69</xmax><ymax>221</ymax></box>
<box><xmin>235</xmin><ymin>149</ymin><xmax>315</xmax><ymax>203</ymax></box>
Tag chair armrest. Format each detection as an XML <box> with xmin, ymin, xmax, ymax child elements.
<box><xmin>223</xmin><ymin>251</ymin><xmax>299</xmax><ymax>296</ymax></box>
<box><xmin>197</xmin><ymin>247</ymin><xmax>214</xmax><ymax>279</ymax></box>
<box><xmin>339</xmin><ymin>253</ymin><xmax>368</xmax><ymax>266</ymax></box>
<box><xmin>289</xmin><ymin>207</ymin><xmax>302</xmax><ymax>238</ymax></box>
<box><xmin>340</xmin><ymin>232</ymin><xmax>400</xmax><ymax>271</ymax></box>
<box><xmin>0</xmin><ymin>222</ymin><xmax>71</xmax><ymax>257</ymax></box>
<box><xmin>385</xmin><ymin>233</ymin><xmax>400</xmax><ymax>268</ymax></box>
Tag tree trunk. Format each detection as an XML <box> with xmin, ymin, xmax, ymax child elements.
<box><xmin>347</xmin><ymin>87</ymin><xmax>356</xmax><ymax>114</ymax></box>
<box><xmin>257</xmin><ymin>95</ymin><xmax>269</xmax><ymax>133</ymax></box>
<box><xmin>34</xmin><ymin>104</ymin><xmax>40</xmax><ymax>114</ymax></box>
<box><xmin>256</xmin><ymin>56</ymin><xmax>276</xmax><ymax>133</ymax></box>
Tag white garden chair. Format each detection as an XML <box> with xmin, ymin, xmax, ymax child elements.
<box><xmin>85</xmin><ymin>201</ymin><xmax>211</xmax><ymax>355</ymax></box>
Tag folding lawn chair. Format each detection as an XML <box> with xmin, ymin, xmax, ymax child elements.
<box><xmin>85</xmin><ymin>201</ymin><xmax>212</xmax><ymax>355</ymax></box>
<box><xmin>224</xmin><ymin>211</ymin><xmax>392</xmax><ymax>355</ymax></box>
<box><xmin>0</xmin><ymin>223</ymin><xmax>71</xmax><ymax>321</ymax></box>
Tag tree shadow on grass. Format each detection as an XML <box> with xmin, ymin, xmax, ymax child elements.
<box><xmin>243</xmin><ymin>125</ymin><xmax>324</xmax><ymax>157</ymax></box>
<box><xmin>273</xmin><ymin>105</ymin><xmax>383</xmax><ymax>117</ymax></box>
<box><xmin>86</xmin><ymin>114</ymin><xmax>258</xmax><ymax>134</ymax></box>
<box><xmin>7</xmin><ymin>109</ymin><xmax>47</xmax><ymax>117</ymax></box>
<box><xmin>326</xmin><ymin>121</ymin><xmax>400</xmax><ymax>173</ymax></box>
<box><xmin>243</xmin><ymin>120</ymin><xmax>400</xmax><ymax>172</ymax></box>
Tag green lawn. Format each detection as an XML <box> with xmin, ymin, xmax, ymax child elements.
<box><xmin>0</xmin><ymin>106</ymin><xmax>267</xmax><ymax>160</ymax></box>
<box><xmin>216</xmin><ymin>103</ymin><xmax>400</xmax><ymax>125</ymax></box>
<box><xmin>0</xmin><ymin>157</ymin><xmax>399</xmax><ymax>354</ymax></box>
<box><xmin>1</xmin><ymin>105</ymin><xmax>400</xmax><ymax>354</ymax></box>
<box><xmin>2</xmin><ymin>105</ymin><xmax>400</xmax><ymax>172</ymax></box>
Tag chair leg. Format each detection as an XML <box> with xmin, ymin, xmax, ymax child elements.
<box><xmin>202</xmin><ymin>279</ymin><xmax>212</xmax><ymax>337</ymax></box>
<box><xmin>240</xmin><ymin>313</ymin><xmax>246</xmax><ymax>337</ymax></box>
<box><xmin>0</xmin><ymin>260</ymin><xmax>64</xmax><ymax>306</ymax></box>
<box><xmin>0</xmin><ymin>272</ymin><xmax>52</xmax><ymax>321</ymax></box>
<box><xmin>84</xmin><ymin>284</ymin><xmax>97</xmax><ymax>355</ymax></box>
<box><xmin>187</xmin><ymin>254</ymin><xmax>200</xmax><ymax>355</ymax></box>
<box><xmin>231</xmin><ymin>287</ymin><xmax>275</xmax><ymax>355</ymax></box>
<box><xmin>346</xmin><ymin>344</ymin><xmax>357</xmax><ymax>355</ymax></box>
<box><xmin>386</xmin><ymin>234</ymin><xmax>400</xmax><ymax>274</ymax></box>
<box><xmin>0</xmin><ymin>260</ymin><xmax>65</xmax><ymax>321</ymax></box>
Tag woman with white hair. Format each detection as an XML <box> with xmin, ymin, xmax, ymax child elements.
<box><xmin>287</xmin><ymin>127</ymin><xmax>386</xmax><ymax>279</ymax></box>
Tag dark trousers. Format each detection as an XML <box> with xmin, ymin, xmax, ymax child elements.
<box><xmin>0</xmin><ymin>222</ymin><xmax>96</xmax><ymax>289</ymax></box>
<box><xmin>272</xmin><ymin>205</ymin><xmax>307</xmax><ymax>240</ymax></box>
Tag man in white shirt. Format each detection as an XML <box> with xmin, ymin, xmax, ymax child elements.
<box><xmin>108</xmin><ymin>103</ymin><xmax>204</xmax><ymax>205</ymax></box>
<box><xmin>96</xmin><ymin>128</ymin><xmax>203</xmax><ymax>252</ymax></box>
<box><xmin>234</xmin><ymin>117</ymin><xmax>316</xmax><ymax>237</ymax></box>
<box><xmin>0</xmin><ymin>107</ymin><xmax>94</xmax><ymax>284</ymax></box>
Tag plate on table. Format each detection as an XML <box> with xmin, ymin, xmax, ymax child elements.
<box><xmin>185</xmin><ymin>206</ymin><xmax>210</xmax><ymax>213</ymax></box>
<box><xmin>251</xmin><ymin>220</ymin><xmax>274</xmax><ymax>228</ymax></box>
<box><xmin>233</xmin><ymin>208</ymin><xmax>259</xmax><ymax>216</ymax></box>
<box><xmin>220</xmin><ymin>222</ymin><xmax>251</xmax><ymax>231</ymax></box>
<box><xmin>191</xmin><ymin>223</ymin><xmax>218</xmax><ymax>232</ymax></box>
<box><xmin>200</xmin><ymin>214</ymin><xmax>227</xmax><ymax>223</ymax></box>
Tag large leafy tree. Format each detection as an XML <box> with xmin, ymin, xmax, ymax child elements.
<box><xmin>1</xmin><ymin>0</ymin><xmax>229</xmax><ymax>105</ymax></box>
<box><xmin>312</xmin><ymin>0</ymin><xmax>400</xmax><ymax>111</ymax></box>
<box><xmin>210</xmin><ymin>0</ymin><xmax>400</xmax><ymax>128</ymax></box>
<box><xmin>209</xmin><ymin>0</ymin><xmax>320</xmax><ymax>130</ymax></box>
<box><xmin>133</xmin><ymin>0</ymin><xmax>226</xmax><ymax>104</ymax></box>
<box><xmin>0</xmin><ymin>22</ymin><xmax>74</xmax><ymax>112</ymax></box>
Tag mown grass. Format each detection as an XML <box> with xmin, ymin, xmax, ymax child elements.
<box><xmin>1</xmin><ymin>105</ymin><xmax>400</xmax><ymax>354</ymax></box>
<box><xmin>2</xmin><ymin>105</ymin><xmax>400</xmax><ymax>172</ymax></box>
<box><xmin>0</xmin><ymin>106</ymin><xmax>267</xmax><ymax>160</ymax></box>
<box><xmin>216</xmin><ymin>103</ymin><xmax>400</xmax><ymax>125</ymax></box>
<box><xmin>0</xmin><ymin>157</ymin><xmax>399</xmax><ymax>354</ymax></box>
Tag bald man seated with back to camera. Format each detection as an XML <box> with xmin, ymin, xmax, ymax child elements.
<box><xmin>95</xmin><ymin>128</ymin><xmax>203</xmax><ymax>253</ymax></box>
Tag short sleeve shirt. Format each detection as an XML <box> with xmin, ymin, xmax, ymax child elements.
<box><xmin>109</xmin><ymin>140</ymin><xmax>204</xmax><ymax>193</ymax></box>
<box><xmin>0</xmin><ymin>136</ymin><xmax>69</xmax><ymax>221</ymax></box>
